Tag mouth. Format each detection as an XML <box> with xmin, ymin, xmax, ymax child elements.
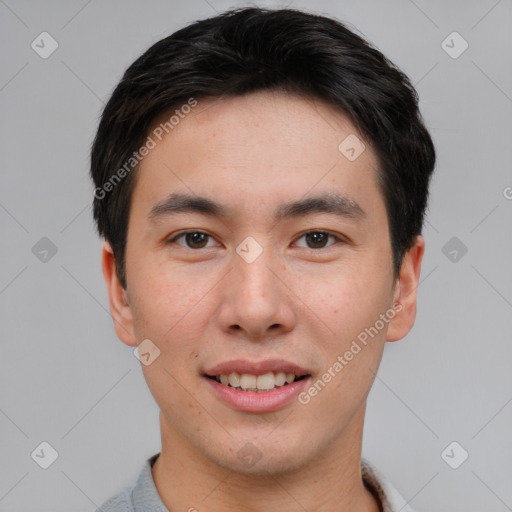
<box><xmin>202</xmin><ymin>359</ymin><xmax>312</xmax><ymax>412</ymax></box>
<box><xmin>205</xmin><ymin>371</ymin><xmax>310</xmax><ymax>392</ymax></box>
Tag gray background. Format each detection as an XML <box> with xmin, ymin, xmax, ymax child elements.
<box><xmin>1</xmin><ymin>0</ymin><xmax>511</xmax><ymax>510</ymax></box>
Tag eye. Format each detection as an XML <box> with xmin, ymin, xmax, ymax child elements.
<box><xmin>167</xmin><ymin>230</ymin><xmax>342</xmax><ymax>250</ymax></box>
<box><xmin>294</xmin><ymin>231</ymin><xmax>341</xmax><ymax>249</ymax></box>
<box><xmin>167</xmin><ymin>231</ymin><xmax>219</xmax><ymax>249</ymax></box>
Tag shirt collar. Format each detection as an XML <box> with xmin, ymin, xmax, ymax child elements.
<box><xmin>361</xmin><ymin>458</ymin><xmax>416</xmax><ymax>512</ymax></box>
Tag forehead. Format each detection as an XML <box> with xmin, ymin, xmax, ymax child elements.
<box><xmin>147</xmin><ymin>90</ymin><xmax>374</xmax><ymax>164</ymax></box>
<box><xmin>132</xmin><ymin>91</ymin><xmax>383</xmax><ymax>221</ymax></box>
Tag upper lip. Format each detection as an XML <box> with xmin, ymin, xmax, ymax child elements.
<box><xmin>204</xmin><ymin>359</ymin><xmax>310</xmax><ymax>377</ymax></box>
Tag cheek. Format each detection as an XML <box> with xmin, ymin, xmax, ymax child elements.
<box><xmin>300</xmin><ymin>273</ymin><xmax>391</xmax><ymax>419</ymax></box>
<box><xmin>128</xmin><ymin>262</ymin><xmax>210</xmax><ymax>348</ymax></box>
<box><xmin>305</xmin><ymin>264</ymin><xmax>394</xmax><ymax>386</ymax></box>
<box><xmin>314</xmin><ymin>263</ymin><xmax>391</xmax><ymax>330</ymax></box>
<box><xmin>132</xmin><ymin>274</ymin><xmax>211</xmax><ymax>405</ymax></box>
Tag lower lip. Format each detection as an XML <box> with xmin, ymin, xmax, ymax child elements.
<box><xmin>204</xmin><ymin>376</ymin><xmax>311</xmax><ymax>413</ymax></box>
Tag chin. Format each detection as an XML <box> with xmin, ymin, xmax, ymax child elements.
<box><xmin>216</xmin><ymin>448</ymin><xmax>310</xmax><ymax>477</ymax></box>
<box><xmin>201</xmin><ymin>431</ymin><xmax>317</xmax><ymax>477</ymax></box>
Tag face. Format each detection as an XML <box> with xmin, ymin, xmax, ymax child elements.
<box><xmin>103</xmin><ymin>90</ymin><xmax>423</xmax><ymax>476</ymax></box>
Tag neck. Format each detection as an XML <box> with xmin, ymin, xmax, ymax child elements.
<box><xmin>152</xmin><ymin>406</ymin><xmax>380</xmax><ymax>512</ymax></box>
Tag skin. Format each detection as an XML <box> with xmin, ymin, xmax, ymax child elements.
<box><xmin>102</xmin><ymin>90</ymin><xmax>424</xmax><ymax>512</ymax></box>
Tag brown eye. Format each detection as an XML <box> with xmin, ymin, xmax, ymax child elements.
<box><xmin>185</xmin><ymin>232</ymin><xmax>208</xmax><ymax>248</ymax></box>
<box><xmin>305</xmin><ymin>232</ymin><xmax>328</xmax><ymax>248</ymax></box>
<box><xmin>168</xmin><ymin>231</ymin><xmax>216</xmax><ymax>249</ymax></box>
<box><xmin>295</xmin><ymin>231</ymin><xmax>339</xmax><ymax>249</ymax></box>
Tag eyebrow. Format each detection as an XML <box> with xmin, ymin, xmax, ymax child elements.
<box><xmin>147</xmin><ymin>192</ymin><xmax>366</xmax><ymax>223</ymax></box>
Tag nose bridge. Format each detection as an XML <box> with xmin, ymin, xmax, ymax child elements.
<box><xmin>232</xmin><ymin>244</ymin><xmax>278</xmax><ymax>308</ymax></box>
<box><xmin>217</xmin><ymin>239</ymin><xmax>294</xmax><ymax>338</ymax></box>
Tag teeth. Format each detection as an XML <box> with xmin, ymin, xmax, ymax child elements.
<box><xmin>274</xmin><ymin>372</ymin><xmax>287</xmax><ymax>386</ymax></box>
<box><xmin>228</xmin><ymin>372</ymin><xmax>240</xmax><ymax>387</ymax></box>
<box><xmin>257</xmin><ymin>372</ymin><xmax>275</xmax><ymax>390</ymax></box>
<box><xmin>215</xmin><ymin>371</ymin><xmax>301</xmax><ymax>391</ymax></box>
<box><xmin>240</xmin><ymin>374</ymin><xmax>257</xmax><ymax>390</ymax></box>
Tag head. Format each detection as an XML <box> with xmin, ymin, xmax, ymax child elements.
<box><xmin>91</xmin><ymin>8</ymin><xmax>435</xmax><ymax>474</ymax></box>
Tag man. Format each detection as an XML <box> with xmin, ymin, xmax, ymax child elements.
<box><xmin>91</xmin><ymin>7</ymin><xmax>435</xmax><ymax>511</ymax></box>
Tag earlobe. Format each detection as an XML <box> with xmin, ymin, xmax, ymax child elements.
<box><xmin>386</xmin><ymin>235</ymin><xmax>425</xmax><ymax>342</ymax></box>
<box><xmin>101</xmin><ymin>241</ymin><xmax>137</xmax><ymax>346</ymax></box>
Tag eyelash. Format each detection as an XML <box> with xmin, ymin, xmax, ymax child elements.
<box><xmin>166</xmin><ymin>230</ymin><xmax>344</xmax><ymax>250</ymax></box>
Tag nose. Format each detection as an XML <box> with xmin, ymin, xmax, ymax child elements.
<box><xmin>216</xmin><ymin>246</ymin><xmax>296</xmax><ymax>341</ymax></box>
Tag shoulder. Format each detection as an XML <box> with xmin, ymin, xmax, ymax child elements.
<box><xmin>95</xmin><ymin>453</ymin><xmax>166</xmax><ymax>512</ymax></box>
<box><xmin>95</xmin><ymin>489</ymin><xmax>134</xmax><ymax>512</ymax></box>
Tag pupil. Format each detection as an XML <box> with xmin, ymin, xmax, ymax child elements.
<box><xmin>306</xmin><ymin>232</ymin><xmax>327</xmax><ymax>248</ymax></box>
<box><xmin>187</xmin><ymin>233</ymin><xmax>207</xmax><ymax>248</ymax></box>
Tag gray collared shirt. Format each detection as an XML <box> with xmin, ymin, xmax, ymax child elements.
<box><xmin>96</xmin><ymin>453</ymin><xmax>417</xmax><ymax>512</ymax></box>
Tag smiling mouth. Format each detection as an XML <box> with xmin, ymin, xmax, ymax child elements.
<box><xmin>205</xmin><ymin>371</ymin><xmax>309</xmax><ymax>392</ymax></box>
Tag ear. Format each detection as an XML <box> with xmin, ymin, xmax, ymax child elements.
<box><xmin>386</xmin><ymin>235</ymin><xmax>425</xmax><ymax>342</ymax></box>
<box><xmin>101</xmin><ymin>241</ymin><xmax>137</xmax><ymax>346</ymax></box>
